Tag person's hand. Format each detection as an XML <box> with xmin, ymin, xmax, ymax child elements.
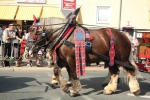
<box><xmin>6</xmin><ymin>37</ymin><xmax>10</xmax><ymax>40</ymax></box>
<box><xmin>20</xmin><ymin>39</ymin><xmax>23</xmax><ymax>43</ymax></box>
<box><xmin>9</xmin><ymin>36</ymin><xmax>15</xmax><ymax>39</ymax></box>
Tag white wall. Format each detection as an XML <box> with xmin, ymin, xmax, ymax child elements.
<box><xmin>77</xmin><ymin>0</ymin><xmax>121</xmax><ymax>28</ymax></box>
<box><xmin>121</xmin><ymin>0</ymin><xmax>150</xmax><ymax>29</ymax></box>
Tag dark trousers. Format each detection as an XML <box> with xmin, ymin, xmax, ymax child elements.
<box><xmin>4</xmin><ymin>43</ymin><xmax>11</xmax><ymax>57</ymax></box>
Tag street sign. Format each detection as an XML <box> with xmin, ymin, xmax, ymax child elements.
<box><xmin>62</xmin><ymin>0</ymin><xmax>76</xmax><ymax>10</ymax></box>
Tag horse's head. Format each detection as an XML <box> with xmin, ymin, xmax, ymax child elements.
<box><xmin>29</xmin><ymin>15</ymin><xmax>47</xmax><ymax>54</ymax></box>
<box><xmin>30</xmin><ymin>15</ymin><xmax>43</xmax><ymax>34</ymax></box>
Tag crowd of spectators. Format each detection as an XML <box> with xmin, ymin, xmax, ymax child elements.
<box><xmin>0</xmin><ymin>23</ymin><xmax>26</xmax><ymax>67</ymax></box>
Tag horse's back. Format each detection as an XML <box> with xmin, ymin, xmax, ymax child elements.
<box><xmin>88</xmin><ymin>28</ymin><xmax>131</xmax><ymax>62</ymax></box>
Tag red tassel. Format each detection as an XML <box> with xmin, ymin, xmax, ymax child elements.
<box><xmin>33</xmin><ymin>15</ymin><xmax>37</xmax><ymax>22</ymax></box>
<box><xmin>89</xmin><ymin>36</ymin><xmax>94</xmax><ymax>41</ymax></box>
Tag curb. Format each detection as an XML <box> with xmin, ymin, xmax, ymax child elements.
<box><xmin>0</xmin><ymin>62</ymin><xmax>107</xmax><ymax>72</ymax></box>
<box><xmin>0</xmin><ymin>66</ymin><xmax>107</xmax><ymax>72</ymax></box>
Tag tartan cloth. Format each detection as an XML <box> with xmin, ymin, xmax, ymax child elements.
<box><xmin>74</xmin><ymin>28</ymin><xmax>86</xmax><ymax>78</ymax></box>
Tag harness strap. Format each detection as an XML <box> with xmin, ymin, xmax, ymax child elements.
<box><xmin>49</xmin><ymin>24</ymin><xmax>74</xmax><ymax>50</ymax></box>
<box><xmin>108</xmin><ymin>28</ymin><xmax>113</xmax><ymax>37</ymax></box>
<box><xmin>107</xmin><ymin>28</ymin><xmax>116</xmax><ymax>66</ymax></box>
<box><xmin>52</xmin><ymin>25</ymin><xmax>76</xmax><ymax>62</ymax></box>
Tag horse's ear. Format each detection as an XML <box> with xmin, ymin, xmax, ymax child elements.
<box><xmin>33</xmin><ymin>15</ymin><xmax>37</xmax><ymax>22</ymax></box>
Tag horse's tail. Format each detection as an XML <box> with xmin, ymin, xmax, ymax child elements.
<box><xmin>125</xmin><ymin>32</ymin><xmax>142</xmax><ymax>78</ymax></box>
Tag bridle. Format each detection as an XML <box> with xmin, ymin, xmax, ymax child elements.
<box><xmin>29</xmin><ymin>21</ymin><xmax>67</xmax><ymax>53</ymax></box>
<box><xmin>29</xmin><ymin>21</ymin><xmax>47</xmax><ymax>52</ymax></box>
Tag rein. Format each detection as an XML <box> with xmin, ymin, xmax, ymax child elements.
<box><xmin>32</xmin><ymin>24</ymin><xmax>67</xmax><ymax>51</ymax></box>
<box><xmin>36</xmin><ymin>22</ymin><xmax>118</xmax><ymax>30</ymax></box>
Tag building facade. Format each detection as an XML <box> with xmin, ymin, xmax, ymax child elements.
<box><xmin>0</xmin><ymin>0</ymin><xmax>150</xmax><ymax>42</ymax></box>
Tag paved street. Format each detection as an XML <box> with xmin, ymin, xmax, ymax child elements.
<box><xmin>0</xmin><ymin>47</ymin><xmax>150</xmax><ymax>100</ymax></box>
<box><xmin>0</xmin><ymin>66</ymin><xmax>150</xmax><ymax>100</ymax></box>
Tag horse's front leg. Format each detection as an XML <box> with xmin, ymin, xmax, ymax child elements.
<box><xmin>66</xmin><ymin>65</ymin><xmax>73</xmax><ymax>85</ymax></box>
<box><xmin>51</xmin><ymin>73</ymin><xmax>58</xmax><ymax>87</ymax></box>
<box><xmin>51</xmin><ymin>65</ymin><xmax>72</xmax><ymax>87</ymax></box>
<box><xmin>103</xmin><ymin>64</ymin><xmax>119</xmax><ymax>95</ymax></box>
<box><xmin>53</xmin><ymin>65</ymin><xmax>69</xmax><ymax>92</ymax></box>
<box><xmin>69</xmin><ymin>78</ymin><xmax>81</xmax><ymax>97</ymax></box>
<box><xmin>67</xmin><ymin>59</ymin><xmax>81</xmax><ymax>97</ymax></box>
<box><xmin>49</xmin><ymin>51</ymin><xmax>54</xmax><ymax>66</ymax></box>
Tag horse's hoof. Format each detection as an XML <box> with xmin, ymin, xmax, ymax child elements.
<box><xmin>52</xmin><ymin>83</ymin><xmax>58</xmax><ymax>87</ymax></box>
<box><xmin>103</xmin><ymin>90</ymin><xmax>112</xmax><ymax>95</ymax></box>
<box><xmin>69</xmin><ymin>92</ymin><xmax>77</xmax><ymax>97</ymax></box>
<box><xmin>133</xmin><ymin>89</ymin><xmax>140</xmax><ymax>96</ymax></box>
<box><xmin>102</xmin><ymin>83</ymin><xmax>108</xmax><ymax>87</ymax></box>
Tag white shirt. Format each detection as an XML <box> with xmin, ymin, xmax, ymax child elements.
<box><xmin>3</xmin><ymin>28</ymin><xmax>16</xmax><ymax>43</ymax></box>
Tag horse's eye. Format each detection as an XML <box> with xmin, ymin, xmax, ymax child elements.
<box><xmin>41</xmin><ymin>32</ymin><xmax>46</xmax><ymax>37</ymax></box>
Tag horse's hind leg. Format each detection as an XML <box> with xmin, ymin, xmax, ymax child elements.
<box><xmin>103</xmin><ymin>64</ymin><xmax>119</xmax><ymax>95</ymax></box>
<box><xmin>102</xmin><ymin>70</ymin><xmax>120</xmax><ymax>87</ymax></box>
<box><xmin>124</xmin><ymin>65</ymin><xmax>140</xmax><ymax>95</ymax></box>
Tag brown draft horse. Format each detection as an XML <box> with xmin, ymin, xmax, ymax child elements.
<box><xmin>30</xmin><ymin>17</ymin><xmax>141</xmax><ymax>97</ymax></box>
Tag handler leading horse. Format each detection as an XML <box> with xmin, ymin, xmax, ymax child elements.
<box><xmin>30</xmin><ymin>14</ymin><xmax>140</xmax><ymax>97</ymax></box>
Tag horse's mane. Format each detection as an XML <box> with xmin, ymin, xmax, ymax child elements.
<box><xmin>40</xmin><ymin>17</ymin><xmax>69</xmax><ymax>34</ymax></box>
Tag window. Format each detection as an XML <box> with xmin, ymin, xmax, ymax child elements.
<box><xmin>96</xmin><ymin>6</ymin><xmax>111</xmax><ymax>24</ymax></box>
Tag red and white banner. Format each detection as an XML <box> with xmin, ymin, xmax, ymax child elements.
<box><xmin>61</xmin><ymin>0</ymin><xmax>76</xmax><ymax>10</ymax></box>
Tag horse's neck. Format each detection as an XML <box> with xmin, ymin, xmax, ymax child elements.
<box><xmin>40</xmin><ymin>17</ymin><xmax>69</xmax><ymax>43</ymax></box>
<box><xmin>46</xmin><ymin>30</ymin><xmax>58</xmax><ymax>43</ymax></box>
